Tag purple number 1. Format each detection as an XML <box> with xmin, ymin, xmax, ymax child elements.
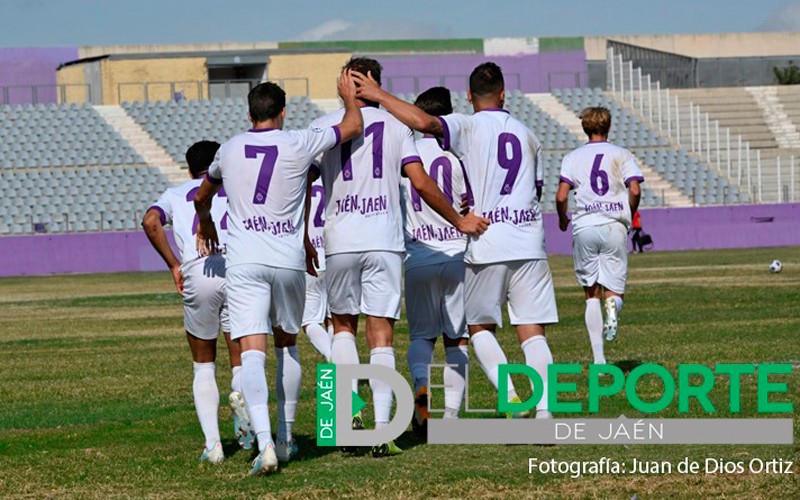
<box><xmin>498</xmin><ymin>133</ymin><xmax>521</xmax><ymax>195</ymax></box>
<box><xmin>245</xmin><ymin>145</ymin><xmax>278</xmax><ymax>204</ymax></box>
<box><xmin>341</xmin><ymin>121</ymin><xmax>384</xmax><ymax>181</ymax></box>
<box><xmin>590</xmin><ymin>153</ymin><xmax>609</xmax><ymax>196</ymax></box>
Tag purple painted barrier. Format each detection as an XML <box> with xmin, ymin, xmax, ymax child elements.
<box><xmin>543</xmin><ymin>203</ymin><xmax>800</xmax><ymax>255</ymax></box>
<box><xmin>378</xmin><ymin>52</ymin><xmax>587</xmax><ymax>94</ymax></box>
<box><xmin>0</xmin><ymin>204</ymin><xmax>798</xmax><ymax>277</ymax></box>
<box><xmin>0</xmin><ymin>47</ymin><xmax>79</xmax><ymax>104</ymax></box>
<box><xmin>0</xmin><ymin>231</ymin><xmax>171</xmax><ymax>277</ymax></box>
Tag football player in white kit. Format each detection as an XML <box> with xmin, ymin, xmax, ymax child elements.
<box><xmin>193</xmin><ymin>75</ymin><xmax>363</xmax><ymax>475</ymax></box>
<box><xmin>556</xmin><ymin>107</ymin><xmax>643</xmax><ymax>364</ymax></box>
<box><xmin>302</xmin><ymin>172</ymin><xmax>333</xmax><ymax>360</ymax></box>
<box><xmin>402</xmin><ymin>87</ymin><xmax>470</xmax><ymax>434</ymax></box>
<box><xmin>142</xmin><ymin>140</ymin><xmax>254</xmax><ymax>465</ymax></box>
<box><xmin>310</xmin><ymin>58</ymin><xmax>489</xmax><ymax>457</ymax></box>
<box><xmin>355</xmin><ymin>62</ymin><xmax>559</xmax><ymax>419</ymax></box>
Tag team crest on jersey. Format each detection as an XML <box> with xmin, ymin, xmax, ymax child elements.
<box><xmin>311</xmin><ymin>126</ymin><xmax>325</xmax><ymax>134</ymax></box>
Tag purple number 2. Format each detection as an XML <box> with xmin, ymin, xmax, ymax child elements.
<box><xmin>245</xmin><ymin>145</ymin><xmax>278</xmax><ymax>204</ymax></box>
<box><xmin>411</xmin><ymin>156</ymin><xmax>453</xmax><ymax>212</ymax></box>
<box><xmin>188</xmin><ymin>187</ymin><xmax>227</xmax><ymax>234</ymax></box>
<box><xmin>498</xmin><ymin>133</ymin><xmax>521</xmax><ymax>195</ymax></box>
<box><xmin>341</xmin><ymin>121</ymin><xmax>384</xmax><ymax>181</ymax></box>
<box><xmin>311</xmin><ymin>184</ymin><xmax>325</xmax><ymax>227</ymax></box>
<box><xmin>590</xmin><ymin>153</ymin><xmax>610</xmax><ymax>196</ymax></box>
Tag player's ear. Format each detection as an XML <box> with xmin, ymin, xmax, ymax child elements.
<box><xmin>467</xmin><ymin>90</ymin><xmax>473</xmax><ymax>104</ymax></box>
<box><xmin>247</xmin><ymin>112</ymin><xmax>254</xmax><ymax>125</ymax></box>
<box><xmin>281</xmin><ymin>108</ymin><xmax>286</xmax><ymax>121</ymax></box>
<box><xmin>499</xmin><ymin>89</ymin><xmax>505</xmax><ymax>104</ymax></box>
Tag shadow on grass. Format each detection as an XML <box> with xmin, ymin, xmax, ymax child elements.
<box><xmin>612</xmin><ymin>359</ymin><xmax>643</xmax><ymax>373</ymax></box>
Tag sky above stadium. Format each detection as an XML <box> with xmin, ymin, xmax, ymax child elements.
<box><xmin>1</xmin><ymin>0</ymin><xmax>800</xmax><ymax>46</ymax></box>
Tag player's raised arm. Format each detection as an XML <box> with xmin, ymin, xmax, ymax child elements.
<box><xmin>352</xmin><ymin>71</ymin><xmax>443</xmax><ymax>136</ymax></box>
<box><xmin>142</xmin><ymin>207</ymin><xmax>183</xmax><ymax>295</ymax></box>
<box><xmin>193</xmin><ymin>176</ymin><xmax>221</xmax><ymax>256</ymax></box>
<box><xmin>335</xmin><ymin>69</ymin><xmax>364</xmax><ymax>142</ymax></box>
<box><xmin>404</xmin><ymin>161</ymin><xmax>489</xmax><ymax>236</ymax></box>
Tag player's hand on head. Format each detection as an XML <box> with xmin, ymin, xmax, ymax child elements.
<box><xmin>457</xmin><ymin>211</ymin><xmax>490</xmax><ymax>237</ymax></box>
<box><xmin>352</xmin><ymin>71</ymin><xmax>381</xmax><ymax>102</ymax></box>
<box><xmin>338</xmin><ymin>69</ymin><xmax>357</xmax><ymax>103</ymax></box>
<box><xmin>170</xmin><ymin>264</ymin><xmax>184</xmax><ymax>296</ymax></box>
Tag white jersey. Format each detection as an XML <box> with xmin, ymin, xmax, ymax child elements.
<box><xmin>401</xmin><ymin>137</ymin><xmax>468</xmax><ymax>270</ymax></box>
<box><xmin>307</xmin><ymin>175</ymin><xmax>327</xmax><ymax>272</ymax></box>
<box><xmin>208</xmin><ymin>126</ymin><xmax>340</xmax><ymax>270</ymax></box>
<box><xmin>310</xmin><ymin>106</ymin><xmax>420</xmax><ymax>255</ymax></box>
<box><xmin>559</xmin><ymin>141</ymin><xmax>644</xmax><ymax>232</ymax></box>
<box><xmin>149</xmin><ymin>178</ymin><xmax>229</xmax><ymax>265</ymax></box>
<box><xmin>439</xmin><ymin>109</ymin><xmax>545</xmax><ymax>265</ymax></box>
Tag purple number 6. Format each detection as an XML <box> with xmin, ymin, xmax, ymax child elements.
<box><xmin>590</xmin><ymin>153</ymin><xmax>609</xmax><ymax>196</ymax></box>
<box><xmin>245</xmin><ymin>145</ymin><xmax>278</xmax><ymax>205</ymax></box>
<box><xmin>498</xmin><ymin>133</ymin><xmax>521</xmax><ymax>195</ymax></box>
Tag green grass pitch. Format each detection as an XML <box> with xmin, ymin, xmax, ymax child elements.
<box><xmin>0</xmin><ymin>247</ymin><xmax>798</xmax><ymax>498</ymax></box>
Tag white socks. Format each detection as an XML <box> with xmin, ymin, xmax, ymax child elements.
<box><xmin>304</xmin><ymin>323</ymin><xmax>332</xmax><ymax>361</ymax></box>
<box><xmin>231</xmin><ymin>365</ymin><xmax>242</xmax><ymax>394</ymax></box>
<box><xmin>275</xmin><ymin>346</ymin><xmax>301</xmax><ymax>443</ymax></box>
<box><xmin>585</xmin><ymin>299</ymin><xmax>606</xmax><ymax>364</ymax></box>
<box><xmin>192</xmin><ymin>362</ymin><xmax>220</xmax><ymax>450</ymax></box>
<box><xmin>471</xmin><ymin>330</ymin><xmax>516</xmax><ymax>401</ymax></box>
<box><xmin>521</xmin><ymin>335</ymin><xmax>553</xmax><ymax>415</ymax></box>
<box><xmin>407</xmin><ymin>338</ymin><xmax>434</xmax><ymax>393</ymax></box>
<box><xmin>331</xmin><ymin>332</ymin><xmax>360</xmax><ymax>394</ymax></box>
<box><xmin>611</xmin><ymin>295</ymin><xmax>624</xmax><ymax>312</ymax></box>
<box><xmin>241</xmin><ymin>350</ymin><xmax>273</xmax><ymax>451</ymax></box>
<box><xmin>444</xmin><ymin>345</ymin><xmax>468</xmax><ymax>418</ymax></box>
<box><xmin>370</xmin><ymin>347</ymin><xmax>395</xmax><ymax>427</ymax></box>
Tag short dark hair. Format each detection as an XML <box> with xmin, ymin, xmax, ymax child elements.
<box><xmin>185</xmin><ymin>140</ymin><xmax>220</xmax><ymax>178</ymax></box>
<box><xmin>580</xmin><ymin>107</ymin><xmax>612</xmax><ymax>137</ymax></box>
<box><xmin>248</xmin><ymin>82</ymin><xmax>286</xmax><ymax>122</ymax></box>
<box><xmin>414</xmin><ymin>87</ymin><xmax>453</xmax><ymax>116</ymax></box>
<box><xmin>344</xmin><ymin>57</ymin><xmax>382</xmax><ymax>86</ymax></box>
<box><xmin>469</xmin><ymin>62</ymin><xmax>504</xmax><ymax>98</ymax></box>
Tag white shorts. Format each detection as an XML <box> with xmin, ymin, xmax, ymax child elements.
<box><xmin>573</xmin><ymin>222</ymin><xmax>628</xmax><ymax>294</ymax></box>
<box><xmin>326</xmin><ymin>251</ymin><xmax>403</xmax><ymax>319</ymax></box>
<box><xmin>302</xmin><ymin>271</ymin><xmax>329</xmax><ymax>327</ymax></box>
<box><xmin>464</xmin><ymin>259</ymin><xmax>558</xmax><ymax>327</ymax></box>
<box><xmin>226</xmin><ymin>264</ymin><xmax>305</xmax><ymax>340</ymax></box>
<box><xmin>405</xmin><ymin>260</ymin><xmax>468</xmax><ymax>341</ymax></box>
<box><xmin>182</xmin><ymin>256</ymin><xmax>228</xmax><ymax>340</ymax></box>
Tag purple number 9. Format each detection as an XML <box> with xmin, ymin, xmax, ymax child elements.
<box><xmin>410</xmin><ymin>156</ymin><xmax>453</xmax><ymax>212</ymax></box>
<box><xmin>497</xmin><ymin>133</ymin><xmax>521</xmax><ymax>195</ymax></box>
<box><xmin>590</xmin><ymin>153</ymin><xmax>609</xmax><ymax>196</ymax></box>
<box><xmin>245</xmin><ymin>145</ymin><xmax>278</xmax><ymax>205</ymax></box>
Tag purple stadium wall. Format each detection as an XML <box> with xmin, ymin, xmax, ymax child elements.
<box><xmin>0</xmin><ymin>47</ymin><xmax>79</xmax><ymax>104</ymax></box>
<box><xmin>0</xmin><ymin>204</ymin><xmax>798</xmax><ymax>277</ymax></box>
<box><xmin>378</xmin><ymin>51</ymin><xmax>587</xmax><ymax>94</ymax></box>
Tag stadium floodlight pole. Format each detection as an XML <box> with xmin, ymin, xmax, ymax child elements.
<box><xmin>726</xmin><ymin>129</ymin><xmax>731</xmax><ymax>180</ymax></box>
<box><xmin>674</xmin><ymin>95</ymin><xmax>680</xmax><ymax>145</ymax></box>
<box><xmin>757</xmin><ymin>149</ymin><xmax>762</xmax><ymax>203</ymax></box>
<box><xmin>737</xmin><ymin>135</ymin><xmax>742</xmax><ymax>184</ymax></box>
<box><xmin>656</xmin><ymin>81</ymin><xmax>662</xmax><ymax>130</ymax></box>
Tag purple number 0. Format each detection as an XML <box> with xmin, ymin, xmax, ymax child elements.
<box><xmin>590</xmin><ymin>153</ymin><xmax>609</xmax><ymax>196</ymax></box>
<box><xmin>188</xmin><ymin>187</ymin><xmax>228</xmax><ymax>234</ymax></box>
<box><xmin>497</xmin><ymin>133</ymin><xmax>521</xmax><ymax>195</ymax></box>
<box><xmin>411</xmin><ymin>156</ymin><xmax>453</xmax><ymax>212</ymax></box>
<box><xmin>311</xmin><ymin>184</ymin><xmax>325</xmax><ymax>227</ymax></box>
<box><xmin>341</xmin><ymin>121</ymin><xmax>384</xmax><ymax>181</ymax></box>
<box><xmin>245</xmin><ymin>145</ymin><xmax>278</xmax><ymax>204</ymax></box>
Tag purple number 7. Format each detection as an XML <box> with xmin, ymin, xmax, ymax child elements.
<box><xmin>245</xmin><ymin>145</ymin><xmax>278</xmax><ymax>205</ymax></box>
<box><xmin>497</xmin><ymin>133</ymin><xmax>521</xmax><ymax>195</ymax></box>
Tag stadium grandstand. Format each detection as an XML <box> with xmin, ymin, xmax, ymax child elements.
<box><xmin>0</xmin><ymin>32</ymin><xmax>798</xmax><ymax>254</ymax></box>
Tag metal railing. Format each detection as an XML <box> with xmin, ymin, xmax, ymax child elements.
<box><xmin>607</xmin><ymin>47</ymin><xmax>798</xmax><ymax>204</ymax></box>
<box><xmin>0</xmin><ymin>84</ymin><xmax>92</xmax><ymax>105</ymax></box>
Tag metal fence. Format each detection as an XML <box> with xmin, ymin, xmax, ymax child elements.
<box><xmin>607</xmin><ymin>47</ymin><xmax>799</xmax><ymax>205</ymax></box>
<box><xmin>0</xmin><ymin>84</ymin><xmax>92</xmax><ymax>105</ymax></box>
